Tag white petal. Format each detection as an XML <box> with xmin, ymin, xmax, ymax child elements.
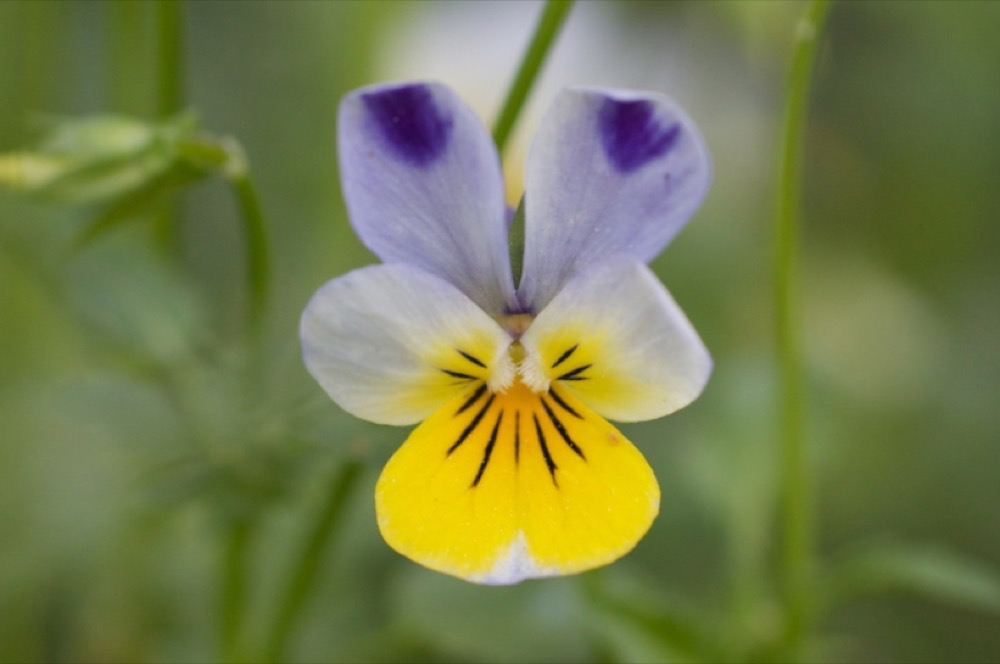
<box><xmin>520</xmin><ymin>256</ymin><xmax>711</xmax><ymax>422</ymax></box>
<box><xmin>300</xmin><ymin>264</ymin><xmax>512</xmax><ymax>425</ymax></box>
<box><xmin>518</xmin><ymin>87</ymin><xmax>712</xmax><ymax>311</ymax></box>
<box><xmin>338</xmin><ymin>82</ymin><xmax>517</xmax><ymax>317</ymax></box>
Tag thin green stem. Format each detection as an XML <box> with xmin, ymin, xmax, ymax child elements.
<box><xmin>175</xmin><ymin>136</ymin><xmax>270</xmax><ymax>333</ymax></box>
<box><xmin>230</xmin><ymin>169</ymin><xmax>270</xmax><ymax>334</ymax></box>
<box><xmin>156</xmin><ymin>0</ymin><xmax>184</xmax><ymax>118</ymax></box>
<box><xmin>153</xmin><ymin>0</ymin><xmax>185</xmax><ymax>256</ymax></box>
<box><xmin>221</xmin><ymin>519</ymin><xmax>254</xmax><ymax>664</ymax></box>
<box><xmin>263</xmin><ymin>460</ymin><xmax>363</xmax><ymax>663</ymax></box>
<box><xmin>108</xmin><ymin>1</ymin><xmax>149</xmax><ymax>115</ymax></box>
<box><xmin>16</xmin><ymin>1</ymin><xmax>61</xmax><ymax>116</ymax></box>
<box><xmin>492</xmin><ymin>0</ymin><xmax>574</xmax><ymax>155</ymax></box>
<box><xmin>774</xmin><ymin>0</ymin><xmax>832</xmax><ymax>653</ymax></box>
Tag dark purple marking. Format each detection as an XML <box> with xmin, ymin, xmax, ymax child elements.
<box><xmin>362</xmin><ymin>85</ymin><xmax>453</xmax><ymax>166</ymax></box>
<box><xmin>598</xmin><ymin>98</ymin><xmax>680</xmax><ymax>173</ymax></box>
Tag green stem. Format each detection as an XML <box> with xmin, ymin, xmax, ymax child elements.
<box><xmin>16</xmin><ymin>1</ymin><xmax>61</xmax><ymax>116</ymax></box>
<box><xmin>774</xmin><ymin>0</ymin><xmax>832</xmax><ymax>653</ymax></box>
<box><xmin>156</xmin><ymin>0</ymin><xmax>184</xmax><ymax>118</ymax></box>
<box><xmin>492</xmin><ymin>0</ymin><xmax>574</xmax><ymax>154</ymax></box>
<box><xmin>108</xmin><ymin>0</ymin><xmax>149</xmax><ymax>115</ymax></box>
<box><xmin>176</xmin><ymin>136</ymin><xmax>270</xmax><ymax>333</ymax></box>
<box><xmin>263</xmin><ymin>460</ymin><xmax>363</xmax><ymax>663</ymax></box>
<box><xmin>221</xmin><ymin>519</ymin><xmax>254</xmax><ymax>663</ymax></box>
<box><xmin>153</xmin><ymin>0</ymin><xmax>185</xmax><ymax>256</ymax></box>
<box><xmin>230</xmin><ymin>168</ymin><xmax>270</xmax><ymax>334</ymax></box>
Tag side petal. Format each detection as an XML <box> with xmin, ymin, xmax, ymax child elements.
<box><xmin>375</xmin><ymin>380</ymin><xmax>659</xmax><ymax>585</ymax></box>
<box><xmin>518</xmin><ymin>87</ymin><xmax>712</xmax><ymax>311</ymax></box>
<box><xmin>520</xmin><ymin>256</ymin><xmax>711</xmax><ymax>422</ymax></box>
<box><xmin>300</xmin><ymin>264</ymin><xmax>512</xmax><ymax>425</ymax></box>
<box><xmin>339</xmin><ymin>82</ymin><xmax>516</xmax><ymax>317</ymax></box>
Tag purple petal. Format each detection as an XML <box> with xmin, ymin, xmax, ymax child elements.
<box><xmin>517</xmin><ymin>88</ymin><xmax>712</xmax><ymax>311</ymax></box>
<box><xmin>339</xmin><ymin>82</ymin><xmax>516</xmax><ymax>317</ymax></box>
<box><xmin>362</xmin><ymin>85</ymin><xmax>453</xmax><ymax>167</ymax></box>
<box><xmin>599</xmin><ymin>98</ymin><xmax>681</xmax><ymax>173</ymax></box>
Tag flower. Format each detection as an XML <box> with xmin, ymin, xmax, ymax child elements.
<box><xmin>300</xmin><ymin>82</ymin><xmax>712</xmax><ymax>585</ymax></box>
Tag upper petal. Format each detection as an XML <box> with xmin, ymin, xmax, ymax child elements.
<box><xmin>338</xmin><ymin>82</ymin><xmax>517</xmax><ymax>317</ymax></box>
<box><xmin>520</xmin><ymin>256</ymin><xmax>711</xmax><ymax>422</ymax></box>
<box><xmin>518</xmin><ymin>88</ymin><xmax>712</xmax><ymax>311</ymax></box>
<box><xmin>300</xmin><ymin>263</ymin><xmax>512</xmax><ymax>425</ymax></box>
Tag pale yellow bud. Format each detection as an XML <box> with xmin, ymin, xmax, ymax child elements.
<box><xmin>0</xmin><ymin>152</ymin><xmax>70</xmax><ymax>191</ymax></box>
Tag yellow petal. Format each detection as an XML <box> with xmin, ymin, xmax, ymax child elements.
<box><xmin>375</xmin><ymin>379</ymin><xmax>659</xmax><ymax>584</ymax></box>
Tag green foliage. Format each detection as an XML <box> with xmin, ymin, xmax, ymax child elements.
<box><xmin>822</xmin><ymin>541</ymin><xmax>1000</xmax><ymax>616</ymax></box>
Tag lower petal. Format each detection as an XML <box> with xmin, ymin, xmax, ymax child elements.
<box><xmin>301</xmin><ymin>263</ymin><xmax>512</xmax><ymax>425</ymax></box>
<box><xmin>375</xmin><ymin>380</ymin><xmax>659</xmax><ymax>584</ymax></box>
<box><xmin>520</xmin><ymin>256</ymin><xmax>712</xmax><ymax>422</ymax></box>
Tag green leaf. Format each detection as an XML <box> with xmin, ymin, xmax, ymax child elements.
<box><xmin>386</xmin><ymin>572</ymin><xmax>591</xmax><ymax>663</ymax></box>
<box><xmin>36</xmin><ymin>146</ymin><xmax>171</xmax><ymax>204</ymax></box>
<box><xmin>62</xmin><ymin>231</ymin><xmax>209</xmax><ymax>363</ymax></box>
<box><xmin>820</xmin><ymin>540</ymin><xmax>1000</xmax><ymax>615</ymax></box>
<box><xmin>582</xmin><ymin>570</ymin><xmax>721</xmax><ymax>664</ymax></box>
<box><xmin>73</xmin><ymin>159</ymin><xmax>204</xmax><ymax>247</ymax></box>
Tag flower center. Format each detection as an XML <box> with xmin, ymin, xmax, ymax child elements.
<box><xmin>481</xmin><ymin>340</ymin><xmax>548</xmax><ymax>395</ymax></box>
<box><xmin>473</xmin><ymin>313</ymin><xmax>547</xmax><ymax>395</ymax></box>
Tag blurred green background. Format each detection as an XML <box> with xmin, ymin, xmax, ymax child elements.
<box><xmin>1</xmin><ymin>1</ymin><xmax>999</xmax><ymax>662</ymax></box>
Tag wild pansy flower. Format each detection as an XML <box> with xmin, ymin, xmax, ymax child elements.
<box><xmin>301</xmin><ymin>82</ymin><xmax>712</xmax><ymax>584</ymax></box>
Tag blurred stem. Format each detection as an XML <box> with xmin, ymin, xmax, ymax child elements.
<box><xmin>154</xmin><ymin>0</ymin><xmax>184</xmax><ymax>255</ymax></box>
<box><xmin>263</xmin><ymin>459</ymin><xmax>363</xmax><ymax>663</ymax></box>
<box><xmin>774</xmin><ymin>0</ymin><xmax>831</xmax><ymax>653</ymax></box>
<box><xmin>492</xmin><ymin>0</ymin><xmax>574</xmax><ymax>154</ymax></box>
<box><xmin>230</xmin><ymin>167</ymin><xmax>270</xmax><ymax>334</ymax></box>
<box><xmin>176</xmin><ymin>135</ymin><xmax>270</xmax><ymax>333</ymax></box>
<box><xmin>17</xmin><ymin>2</ymin><xmax>61</xmax><ymax>116</ymax></box>
<box><xmin>108</xmin><ymin>1</ymin><xmax>148</xmax><ymax>115</ymax></box>
<box><xmin>221</xmin><ymin>519</ymin><xmax>254</xmax><ymax>663</ymax></box>
<box><xmin>156</xmin><ymin>0</ymin><xmax>184</xmax><ymax>118</ymax></box>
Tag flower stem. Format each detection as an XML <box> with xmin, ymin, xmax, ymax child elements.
<box><xmin>108</xmin><ymin>1</ymin><xmax>148</xmax><ymax>115</ymax></box>
<box><xmin>262</xmin><ymin>459</ymin><xmax>363</xmax><ymax>663</ymax></box>
<box><xmin>176</xmin><ymin>136</ymin><xmax>271</xmax><ymax>333</ymax></box>
<box><xmin>229</xmin><ymin>168</ymin><xmax>270</xmax><ymax>334</ymax></box>
<box><xmin>774</xmin><ymin>0</ymin><xmax>832</xmax><ymax>653</ymax></box>
<box><xmin>221</xmin><ymin>518</ymin><xmax>254</xmax><ymax>663</ymax></box>
<box><xmin>156</xmin><ymin>0</ymin><xmax>184</xmax><ymax>118</ymax></box>
<box><xmin>153</xmin><ymin>0</ymin><xmax>185</xmax><ymax>257</ymax></box>
<box><xmin>492</xmin><ymin>0</ymin><xmax>574</xmax><ymax>155</ymax></box>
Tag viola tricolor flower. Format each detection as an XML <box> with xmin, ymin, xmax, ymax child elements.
<box><xmin>301</xmin><ymin>82</ymin><xmax>712</xmax><ymax>584</ymax></box>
